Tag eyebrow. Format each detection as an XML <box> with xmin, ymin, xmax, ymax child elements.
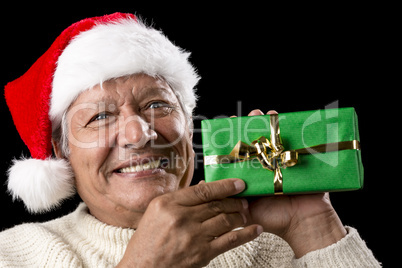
<box><xmin>73</xmin><ymin>84</ymin><xmax>175</xmax><ymax>109</ymax></box>
<box><xmin>137</xmin><ymin>86</ymin><xmax>166</xmax><ymax>93</ymax></box>
<box><xmin>134</xmin><ymin>86</ymin><xmax>177</xmax><ymax>103</ymax></box>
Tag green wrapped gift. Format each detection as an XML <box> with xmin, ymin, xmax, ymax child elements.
<box><xmin>201</xmin><ymin>107</ymin><xmax>363</xmax><ymax>196</ymax></box>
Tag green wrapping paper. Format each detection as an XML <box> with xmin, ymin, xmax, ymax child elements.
<box><xmin>201</xmin><ymin>107</ymin><xmax>364</xmax><ymax>196</ymax></box>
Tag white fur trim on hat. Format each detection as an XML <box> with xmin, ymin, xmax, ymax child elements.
<box><xmin>50</xmin><ymin>17</ymin><xmax>199</xmax><ymax>130</ymax></box>
<box><xmin>7</xmin><ymin>158</ymin><xmax>75</xmax><ymax>213</ymax></box>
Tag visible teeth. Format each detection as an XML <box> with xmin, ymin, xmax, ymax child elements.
<box><xmin>119</xmin><ymin>159</ymin><xmax>161</xmax><ymax>173</ymax></box>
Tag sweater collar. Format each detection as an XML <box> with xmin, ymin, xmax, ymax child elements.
<box><xmin>72</xmin><ymin>203</ymin><xmax>135</xmax><ymax>261</ymax></box>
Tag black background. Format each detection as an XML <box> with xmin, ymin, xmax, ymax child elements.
<box><xmin>0</xmin><ymin>5</ymin><xmax>395</xmax><ymax>265</ymax></box>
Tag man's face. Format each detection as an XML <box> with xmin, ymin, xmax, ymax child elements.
<box><xmin>65</xmin><ymin>74</ymin><xmax>194</xmax><ymax>228</ymax></box>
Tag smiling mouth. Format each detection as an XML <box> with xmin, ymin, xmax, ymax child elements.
<box><xmin>116</xmin><ymin>158</ymin><xmax>169</xmax><ymax>174</ymax></box>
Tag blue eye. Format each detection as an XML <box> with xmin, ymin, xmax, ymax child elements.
<box><xmin>86</xmin><ymin>112</ymin><xmax>110</xmax><ymax>126</ymax></box>
<box><xmin>94</xmin><ymin>113</ymin><xmax>109</xmax><ymax>121</ymax></box>
<box><xmin>142</xmin><ymin>101</ymin><xmax>176</xmax><ymax>118</ymax></box>
<box><xmin>149</xmin><ymin>102</ymin><xmax>168</xmax><ymax>109</ymax></box>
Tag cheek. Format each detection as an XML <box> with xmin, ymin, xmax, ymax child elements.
<box><xmin>154</xmin><ymin>114</ymin><xmax>194</xmax><ymax>180</ymax></box>
<box><xmin>156</xmin><ymin>113</ymin><xmax>190</xmax><ymax>147</ymax></box>
<box><xmin>68</xmin><ymin>134</ymin><xmax>113</xmax><ymax>194</ymax></box>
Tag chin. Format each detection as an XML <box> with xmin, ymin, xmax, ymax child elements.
<box><xmin>113</xmin><ymin>175</ymin><xmax>180</xmax><ymax>211</ymax></box>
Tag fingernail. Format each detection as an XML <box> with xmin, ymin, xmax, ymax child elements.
<box><xmin>241</xmin><ymin>198</ymin><xmax>248</xmax><ymax>209</ymax></box>
<box><xmin>233</xmin><ymin>179</ymin><xmax>245</xmax><ymax>192</ymax></box>
<box><xmin>256</xmin><ymin>225</ymin><xmax>263</xmax><ymax>235</ymax></box>
<box><xmin>248</xmin><ymin>109</ymin><xmax>264</xmax><ymax>116</ymax></box>
<box><xmin>241</xmin><ymin>213</ymin><xmax>247</xmax><ymax>224</ymax></box>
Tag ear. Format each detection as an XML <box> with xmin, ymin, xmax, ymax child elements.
<box><xmin>51</xmin><ymin>138</ymin><xmax>64</xmax><ymax>159</ymax></box>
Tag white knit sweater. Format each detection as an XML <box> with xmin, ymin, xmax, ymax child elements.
<box><xmin>0</xmin><ymin>203</ymin><xmax>380</xmax><ymax>267</ymax></box>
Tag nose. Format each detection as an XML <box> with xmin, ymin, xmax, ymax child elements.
<box><xmin>118</xmin><ymin>114</ymin><xmax>157</xmax><ymax>149</ymax></box>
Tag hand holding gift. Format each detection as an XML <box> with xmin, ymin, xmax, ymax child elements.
<box><xmin>247</xmin><ymin>110</ymin><xmax>346</xmax><ymax>257</ymax></box>
<box><xmin>202</xmin><ymin>108</ymin><xmax>362</xmax><ymax>257</ymax></box>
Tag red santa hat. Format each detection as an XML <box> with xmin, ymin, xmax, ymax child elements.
<box><xmin>4</xmin><ymin>12</ymin><xmax>199</xmax><ymax>213</ymax></box>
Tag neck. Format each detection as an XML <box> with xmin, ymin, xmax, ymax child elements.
<box><xmin>86</xmin><ymin>203</ymin><xmax>145</xmax><ymax>229</ymax></box>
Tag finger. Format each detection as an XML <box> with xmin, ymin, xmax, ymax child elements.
<box><xmin>209</xmin><ymin>225</ymin><xmax>263</xmax><ymax>257</ymax></box>
<box><xmin>194</xmin><ymin>198</ymin><xmax>248</xmax><ymax>222</ymax></box>
<box><xmin>202</xmin><ymin>212</ymin><xmax>247</xmax><ymax>237</ymax></box>
<box><xmin>174</xmin><ymin>179</ymin><xmax>246</xmax><ymax>206</ymax></box>
<box><xmin>267</xmin><ymin>110</ymin><xmax>278</xmax><ymax>115</ymax></box>
<box><xmin>248</xmin><ymin>109</ymin><xmax>264</xmax><ymax>116</ymax></box>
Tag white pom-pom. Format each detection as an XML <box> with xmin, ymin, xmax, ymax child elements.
<box><xmin>7</xmin><ymin>157</ymin><xmax>75</xmax><ymax>213</ymax></box>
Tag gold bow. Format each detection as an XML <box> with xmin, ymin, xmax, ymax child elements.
<box><xmin>204</xmin><ymin>114</ymin><xmax>360</xmax><ymax>195</ymax></box>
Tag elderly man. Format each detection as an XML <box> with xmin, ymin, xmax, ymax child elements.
<box><xmin>1</xmin><ymin>13</ymin><xmax>380</xmax><ymax>267</ymax></box>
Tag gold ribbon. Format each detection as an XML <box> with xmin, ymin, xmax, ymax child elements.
<box><xmin>204</xmin><ymin>114</ymin><xmax>360</xmax><ymax>195</ymax></box>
